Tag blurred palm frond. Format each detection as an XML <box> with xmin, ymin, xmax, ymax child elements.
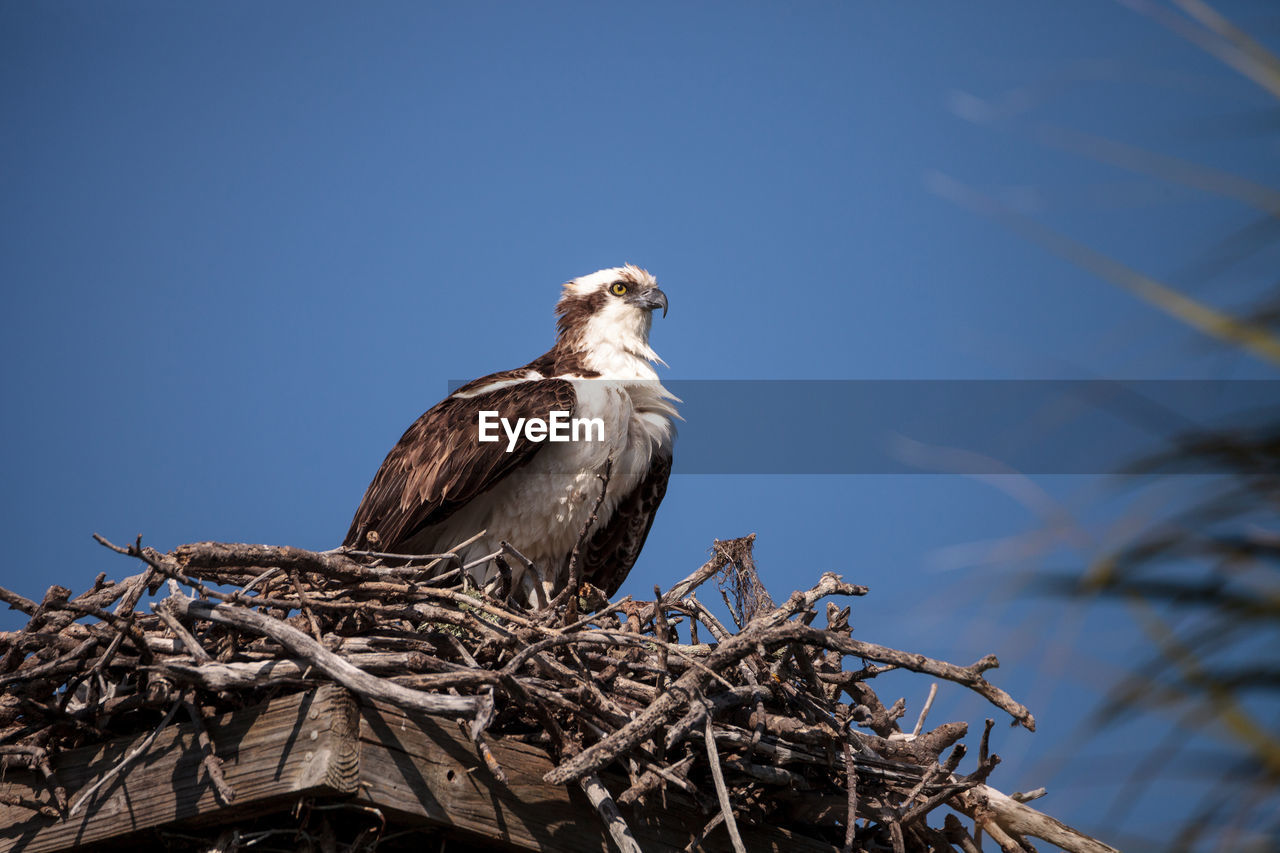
<box><xmin>927</xmin><ymin>170</ymin><xmax>1280</xmax><ymax>366</ymax></box>
<box><xmin>947</xmin><ymin>1</ymin><xmax>1280</xmax><ymax>846</ymax></box>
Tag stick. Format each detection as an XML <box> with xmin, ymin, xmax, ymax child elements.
<box><xmin>704</xmin><ymin>715</ymin><xmax>746</xmax><ymax>853</ymax></box>
<box><xmin>90</xmin><ymin>569</ymin><xmax>155</xmax><ymax>673</ymax></box>
<box><xmin>153</xmin><ymin>592</ymin><xmax>213</xmax><ymax>663</ymax></box>
<box><xmin>287</xmin><ymin>568</ymin><xmax>324</xmax><ymax>641</ymax></box>
<box><xmin>69</xmin><ymin>697</ymin><xmax>182</xmax><ymax>816</ymax></box>
<box><xmin>336</xmin><ymin>528</ymin><xmax>486</xmax><ymax>571</ymax></box>
<box><xmin>952</xmin><ymin>785</ymin><xmax>1121</xmax><ymax>853</ymax></box>
<box><xmin>560</xmin><ymin>595</ymin><xmax>633</xmax><ymax>633</ymax></box>
<box><xmin>579</xmin><ymin>773</ymin><xmax>643</xmax><ymax>853</ymax></box>
<box><xmin>183</xmin><ymin>690</ymin><xmax>235</xmax><ymax>804</ymax></box>
<box><xmin>842</xmin><ymin>740</ymin><xmax>858</xmax><ymax>853</ymax></box>
<box><xmin>0</xmin><ymin>637</ymin><xmax>98</xmax><ymax>688</ymax></box>
<box><xmin>0</xmin><ymin>745</ymin><xmax>67</xmax><ymax>813</ymax></box>
<box><xmin>686</xmin><ymin>812</ymin><xmax>725</xmax><ymax>852</ymax></box>
<box><xmin>0</xmin><ymin>586</ymin><xmax>39</xmax><ymax>616</ymax></box>
<box><xmin>162</xmin><ymin>593</ymin><xmax>484</xmax><ymax>717</ymax></box>
<box><xmin>911</xmin><ymin>683</ymin><xmax>939</xmax><ymax>737</ymax></box>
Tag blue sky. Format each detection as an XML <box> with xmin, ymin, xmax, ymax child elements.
<box><xmin>3</xmin><ymin>2</ymin><xmax>1278</xmax><ymax>849</ymax></box>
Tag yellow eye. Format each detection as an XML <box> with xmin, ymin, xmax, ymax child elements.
<box><xmin>610</xmin><ymin>282</ymin><xmax>628</xmax><ymax>296</ymax></box>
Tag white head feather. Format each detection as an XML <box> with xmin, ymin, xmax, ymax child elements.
<box><xmin>556</xmin><ymin>265</ymin><xmax>667</xmax><ymax>379</ymax></box>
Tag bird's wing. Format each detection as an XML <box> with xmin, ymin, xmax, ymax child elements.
<box><xmin>344</xmin><ymin>376</ymin><xmax>576</xmax><ymax>551</ymax></box>
<box><xmin>579</xmin><ymin>449</ymin><xmax>672</xmax><ymax>596</ymax></box>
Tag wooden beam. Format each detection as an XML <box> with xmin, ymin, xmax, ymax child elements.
<box><xmin>1</xmin><ymin>686</ymin><xmax>838</xmax><ymax>852</ymax></box>
<box><xmin>0</xmin><ymin>685</ymin><xmax>360</xmax><ymax>852</ymax></box>
<box><xmin>355</xmin><ymin>696</ymin><xmax>838</xmax><ymax>852</ymax></box>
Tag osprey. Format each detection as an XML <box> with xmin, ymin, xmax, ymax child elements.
<box><xmin>344</xmin><ymin>265</ymin><xmax>677</xmax><ymax>607</ymax></box>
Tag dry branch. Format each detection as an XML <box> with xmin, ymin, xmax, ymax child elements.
<box><xmin>161</xmin><ymin>595</ymin><xmax>485</xmax><ymax>718</ymax></box>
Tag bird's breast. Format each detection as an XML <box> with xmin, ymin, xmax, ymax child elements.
<box><xmin>405</xmin><ymin>378</ymin><xmax>676</xmax><ymax>604</ymax></box>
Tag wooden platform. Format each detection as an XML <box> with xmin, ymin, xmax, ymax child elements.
<box><xmin>0</xmin><ymin>685</ymin><xmax>838</xmax><ymax>852</ymax></box>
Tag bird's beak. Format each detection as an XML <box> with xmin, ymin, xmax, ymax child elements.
<box><xmin>643</xmin><ymin>288</ymin><xmax>669</xmax><ymax>318</ymax></box>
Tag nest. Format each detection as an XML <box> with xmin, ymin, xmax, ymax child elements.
<box><xmin>0</xmin><ymin>532</ymin><xmax>1115</xmax><ymax>853</ymax></box>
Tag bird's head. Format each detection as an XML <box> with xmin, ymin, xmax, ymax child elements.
<box><xmin>555</xmin><ymin>264</ymin><xmax>668</xmax><ymax>376</ymax></box>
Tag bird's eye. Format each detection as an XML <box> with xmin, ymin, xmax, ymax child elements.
<box><xmin>610</xmin><ymin>282</ymin><xmax>628</xmax><ymax>296</ymax></box>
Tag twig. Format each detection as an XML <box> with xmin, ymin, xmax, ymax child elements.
<box><xmin>560</xmin><ymin>595</ymin><xmax>633</xmax><ymax>633</ymax></box>
<box><xmin>579</xmin><ymin>772</ymin><xmax>643</xmax><ymax>853</ymax></box>
<box><xmin>69</xmin><ymin>697</ymin><xmax>182</xmax><ymax>816</ymax></box>
<box><xmin>911</xmin><ymin>683</ymin><xmax>939</xmax><ymax>738</ymax></box>
<box><xmin>153</xmin><ymin>584</ymin><xmax>213</xmax><ymax>663</ymax></box>
<box><xmin>979</xmin><ymin>718</ymin><xmax>994</xmax><ymax>766</ymax></box>
<box><xmin>704</xmin><ymin>714</ymin><xmax>747</xmax><ymax>853</ymax></box>
<box><xmin>162</xmin><ymin>592</ymin><xmax>484</xmax><ymax>717</ymax></box>
<box><xmin>89</xmin><ymin>569</ymin><xmax>155</xmax><ymax>673</ymax></box>
<box><xmin>686</xmin><ymin>812</ymin><xmax>725</xmax><ymax>852</ymax></box>
<box><xmin>0</xmin><ymin>745</ymin><xmax>67</xmax><ymax>812</ymax></box>
<box><xmin>843</xmin><ymin>739</ymin><xmax>858</xmax><ymax>853</ymax></box>
<box><xmin>474</xmin><ymin>733</ymin><xmax>508</xmax><ymax>784</ymax></box>
<box><xmin>182</xmin><ymin>690</ymin><xmax>235</xmax><ymax>804</ymax></box>
<box><xmin>335</xmin><ymin>528</ymin><xmax>486</xmax><ymax>570</ymax></box>
<box><xmin>287</xmin><ymin>569</ymin><xmax>324</xmax><ymax>642</ymax></box>
<box><xmin>0</xmin><ymin>637</ymin><xmax>99</xmax><ymax>689</ymax></box>
<box><xmin>952</xmin><ymin>785</ymin><xmax>1121</xmax><ymax>853</ymax></box>
<box><xmin>0</xmin><ymin>586</ymin><xmax>39</xmax><ymax>617</ymax></box>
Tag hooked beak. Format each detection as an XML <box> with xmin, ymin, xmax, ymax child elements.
<box><xmin>642</xmin><ymin>288</ymin><xmax>669</xmax><ymax>318</ymax></box>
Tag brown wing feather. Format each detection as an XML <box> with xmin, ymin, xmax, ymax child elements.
<box><xmin>344</xmin><ymin>377</ymin><xmax>576</xmax><ymax>550</ymax></box>
<box><xmin>580</xmin><ymin>450</ymin><xmax>672</xmax><ymax>595</ymax></box>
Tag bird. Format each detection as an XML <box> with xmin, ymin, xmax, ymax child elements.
<box><xmin>343</xmin><ymin>264</ymin><xmax>677</xmax><ymax>607</ymax></box>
